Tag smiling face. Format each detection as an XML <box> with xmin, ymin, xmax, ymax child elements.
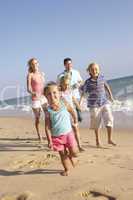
<box><xmin>31</xmin><ymin>59</ymin><xmax>39</xmax><ymax>72</ymax></box>
<box><xmin>60</xmin><ymin>78</ymin><xmax>70</xmax><ymax>91</ymax></box>
<box><xmin>45</xmin><ymin>85</ymin><xmax>60</xmax><ymax>106</ymax></box>
<box><xmin>64</xmin><ymin>60</ymin><xmax>73</xmax><ymax>71</ymax></box>
<box><xmin>89</xmin><ymin>64</ymin><xmax>100</xmax><ymax>79</ymax></box>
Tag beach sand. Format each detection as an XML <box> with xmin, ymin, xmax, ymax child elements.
<box><xmin>0</xmin><ymin>117</ymin><xmax>133</xmax><ymax>200</ymax></box>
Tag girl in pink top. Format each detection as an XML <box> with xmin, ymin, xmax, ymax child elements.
<box><xmin>27</xmin><ymin>58</ymin><xmax>47</xmax><ymax>141</ymax></box>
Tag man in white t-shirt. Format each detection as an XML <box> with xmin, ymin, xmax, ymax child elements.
<box><xmin>57</xmin><ymin>57</ymin><xmax>83</xmax><ymax>122</ymax></box>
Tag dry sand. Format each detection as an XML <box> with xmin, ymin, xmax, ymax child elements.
<box><xmin>0</xmin><ymin>117</ymin><xmax>133</xmax><ymax>200</ymax></box>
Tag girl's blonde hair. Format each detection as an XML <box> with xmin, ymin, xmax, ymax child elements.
<box><xmin>59</xmin><ymin>75</ymin><xmax>71</xmax><ymax>88</ymax></box>
<box><xmin>27</xmin><ymin>58</ymin><xmax>37</xmax><ymax>73</ymax></box>
<box><xmin>44</xmin><ymin>81</ymin><xmax>58</xmax><ymax>96</ymax></box>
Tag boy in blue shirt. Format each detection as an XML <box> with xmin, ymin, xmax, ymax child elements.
<box><xmin>80</xmin><ymin>63</ymin><xmax>116</xmax><ymax>147</ymax></box>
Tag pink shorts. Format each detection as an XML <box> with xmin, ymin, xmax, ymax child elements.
<box><xmin>52</xmin><ymin>131</ymin><xmax>77</xmax><ymax>152</ymax></box>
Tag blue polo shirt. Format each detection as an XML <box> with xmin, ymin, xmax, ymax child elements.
<box><xmin>82</xmin><ymin>74</ymin><xmax>108</xmax><ymax>107</ymax></box>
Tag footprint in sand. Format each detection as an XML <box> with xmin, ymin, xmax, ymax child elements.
<box><xmin>80</xmin><ymin>190</ymin><xmax>116</xmax><ymax>200</ymax></box>
<box><xmin>0</xmin><ymin>191</ymin><xmax>33</xmax><ymax>200</ymax></box>
<box><xmin>10</xmin><ymin>153</ymin><xmax>59</xmax><ymax>169</ymax></box>
<box><xmin>11</xmin><ymin>159</ymin><xmax>49</xmax><ymax>169</ymax></box>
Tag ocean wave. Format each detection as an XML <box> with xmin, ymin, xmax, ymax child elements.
<box><xmin>112</xmin><ymin>100</ymin><xmax>133</xmax><ymax>114</ymax></box>
<box><xmin>0</xmin><ymin>99</ymin><xmax>133</xmax><ymax>116</ymax></box>
<box><xmin>81</xmin><ymin>99</ymin><xmax>133</xmax><ymax>116</ymax></box>
<box><xmin>0</xmin><ymin>104</ymin><xmax>31</xmax><ymax>112</ymax></box>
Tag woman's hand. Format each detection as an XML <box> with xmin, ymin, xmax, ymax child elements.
<box><xmin>32</xmin><ymin>92</ymin><xmax>40</xmax><ymax>99</ymax></box>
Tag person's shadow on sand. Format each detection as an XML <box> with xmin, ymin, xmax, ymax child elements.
<box><xmin>0</xmin><ymin>169</ymin><xmax>62</xmax><ymax>176</ymax></box>
<box><xmin>0</xmin><ymin>142</ymin><xmax>48</xmax><ymax>152</ymax></box>
<box><xmin>0</xmin><ymin>137</ymin><xmax>46</xmax><ymax>141</ymax></box>
<box><xmin>89</xmin><ymin>190</ymin><xmax>116</xmax><ymax>200</ymax></box>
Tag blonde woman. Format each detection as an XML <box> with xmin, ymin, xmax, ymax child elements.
<box><xmin>27</xmin><ymin>58</ymin><xmax>47</xmax><ymax>141</ymax></box>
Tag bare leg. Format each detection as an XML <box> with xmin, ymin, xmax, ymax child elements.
<box><xmin>94</xmin><ymin>128</ymin><xmax>100</xmax><ymax>147</ymax></box>
<box><xmin>72</xmin><ymin>125</ymin><xmax>85</xmax><ymax>152</ymax></box>
<box><xmin>32</xmin><ymin>108</ymin><xmax>42</xmax><ymax>141</ymax></box>
<box><xmin>68</xmin><ymin>146</ymin><xmax>78</xmax><ymax>167</ymax></box>
<box><xmin>59</xmin><ymin>150</ymin><xmax>70</xmax><ymax>176</ymax></box>
<box><xmin>106</xmin><ymin>126</ymin><xmax>116</xmax><ymax>146</ymax></box>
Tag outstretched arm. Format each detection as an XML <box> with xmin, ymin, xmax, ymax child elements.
<box><xmin>104</xmin><ymin>82</ymin><xmax>114</xmax><ymax>102</ymax></box>
<box><xmin>79</xmin><ymin>93</ymin><xmax>84</xmax><ymax>106</ymax></box>
<box><xmin>72</xmin><ymin>96</ymin><xmax>81</xmax><ymax>111</ymax></box>
<box><xmin>45</xmin><ymin>111</ymin><xmax>53</xmax><ymax>149</ymax></box>
<box><xmin>63</xmin><ymin>99</ymin><xmax>78</xmax><ymax>127</ymax></box>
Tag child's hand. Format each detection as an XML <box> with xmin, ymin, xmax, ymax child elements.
<box><xmin>72</xmin><ymin>122</ymin><xmax>78</xmax><ymax>128</ymax></box>
<box><xmin>77</xmin><ymin>107</ymin><xmax>82</xmax><ymax>112</ymax></box>
<box><xmin>78</xmin><ymin>108</ymin><xmax>82</xmax><ymax>112</ymax></box>
<box><xmin>109</xmin><ymin>96</ymin><xmax>115</xmax><ymax>103</ymax></box>
<box><xmin>48</xmin><ymin>141</ymin><xmax>53</xmax><ymax>149</ymax></box>
<box><xmin>72</xmin><ymin>83</ymin><xmax>78</xmax><ymax>89</ymax></box>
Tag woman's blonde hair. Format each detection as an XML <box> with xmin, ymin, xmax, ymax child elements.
<box><xmin>27</xmin><ymin>58</ymin><xmax>37</xmax><ymax>73</ymax></box>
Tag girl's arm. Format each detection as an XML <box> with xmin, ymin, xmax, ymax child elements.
<box><xmin>63</xmin><ymin>99</ymin><xmax>78</xmax><ymax>126</ymax></box>
<box><xmin>79</xmin><ymin>82</ymin><xmax>86</xmax><ymax>106</ymax></box>
<box><xmin>79</xmin><ymin>93</ymin><xmax>84</xmax><ymax>106</ymax></box>
<box><xmin>104</xmin><ymin>82</ymin><xmax>114</xmax><ymax>102</ymax></box>
<box><xmin>72</xmin><ymin>96</ymin><xmax>81</xmax><ymax>111</ymax></box>
<box><xmin>44</xmin><ymin>110</ymin><xmax>53</xmax><ymax>149</ymax></box>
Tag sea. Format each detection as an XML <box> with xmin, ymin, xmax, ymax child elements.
<box><xmin>0</xmin><ymin>75</ymin><xmax>133</xmax><ymax>129</ymax></box>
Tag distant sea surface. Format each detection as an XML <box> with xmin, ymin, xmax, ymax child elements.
<box><xmin>0</xmin><ymin>75</ymin><xmax>133</xmax><ymax>129</ymax></box>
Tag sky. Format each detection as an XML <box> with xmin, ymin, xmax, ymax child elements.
<box><xmin>0</xmin><ymin>0</ymin><xmax>133</xmax><ymax>99</ymax></box>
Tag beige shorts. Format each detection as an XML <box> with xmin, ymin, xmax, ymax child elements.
<box><xmin>89</xmin><ymin>104</ymin><xmax>113</xmax><ymax>129</ymax></box>
<box><xmin>32</xmin><ymin>96</ymin><xmax>48</xmax><ymax>109</ymax></box>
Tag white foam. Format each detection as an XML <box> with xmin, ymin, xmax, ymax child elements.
<box><xmin>0</xmin><ymin>104</ymin><xmax>31</xmax><ymax>112</ymax></box>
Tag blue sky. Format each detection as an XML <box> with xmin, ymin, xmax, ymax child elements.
<box><xmin>0</xmin><ymin>0</ymin><xmax>133</xmax><ymax>98</ymax></box>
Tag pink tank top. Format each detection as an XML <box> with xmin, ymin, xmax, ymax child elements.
<box><xmin>31</xmin><ymin>73</ymin><xmax>44</xmax><ymax>101</ymax></box>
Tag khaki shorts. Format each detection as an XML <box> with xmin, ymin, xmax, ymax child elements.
<box><xmin>32</xmin><ymin>96</ymin><xmax>47</xmax><ymax>109</ymax></box>
<box><xmin>90</xmin><ymin>104</ymin><xmax>113</xmax><ymax>129</ymax></box>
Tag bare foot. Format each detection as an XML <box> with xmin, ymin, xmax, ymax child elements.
<box><xmin>38</xmin><ymin>137</ymin><xmax>43</xmax><ymax>143</ymax></box>
<box><xmin>79</xmin><ymin>147</ymin><xmax>85</xmax><ymax>152</ymax></box>
<box><xmin>108</xmin><ymin>140</ymin><xmax>116</xmax><ymax>146</ymax></box>
<box><xmin>60</xmin><ymin>170</ymin><xmax>69</xmax><ymax>176</ymax></box>
<box><xmin>38</xmin><ymin>138</ymin><xmax>42</xmax><ymax>143</ymax></box>
<box><xmin>96</xmin><ymin>141</ymin><xmax>101</xmax><ymax>148</ymax></box>
<box><xmin>72</xmin><ymin>158</ymin><xmax>79</xmax><ymax>167</ymax></box>
<box><xmin>96</xmin><ymin>144</ymin><xmax>102</xmax><ymax>148</ymax></box>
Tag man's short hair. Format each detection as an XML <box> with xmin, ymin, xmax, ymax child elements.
<box><xmin>64</xmin><ymin>58</ymin><xmax>72</xmax><ymax>65</ymax></box>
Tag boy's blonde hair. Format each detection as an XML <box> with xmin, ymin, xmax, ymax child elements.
<box><xmin>86</xmin><ymin>62</ymin><xmax>100</xmax><ymax>72</ymax></box>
